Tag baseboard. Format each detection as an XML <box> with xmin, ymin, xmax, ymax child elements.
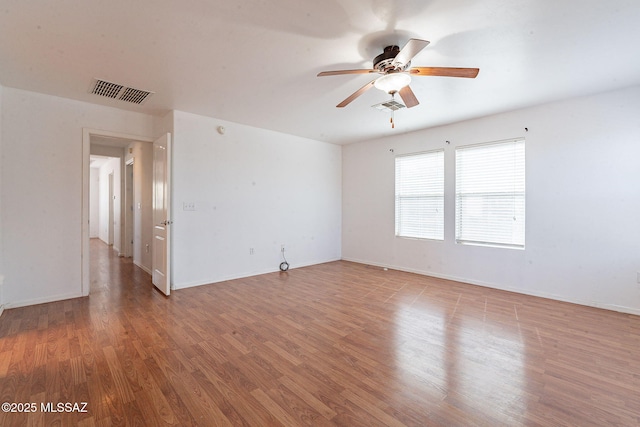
<box><xmin>0</xmin><ymin>275</ymin><xmax>4</xmax><ymax>318</ymax></box>
<box><xmin>173</xmin><ymin>257</ymin><xmax>342</xmax><ymax>290</ymax></box>
<box><xmin>5</xmin><ymin>291</ymin><xmax>85</xmax><ymax>310</ymax></box>
<box><xmin>341</xmin><ymin>257</ymin><xmax>640</xmax><ymax>316</ymax></box>
<box><xmin>133</xmin><ymin>261</ymin><xmax>152</xmax><ymax>275</ymax></box>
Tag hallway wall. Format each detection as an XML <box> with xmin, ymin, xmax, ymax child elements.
<box><xmin>125</xmin><ymin>141</ymin><xmax>153</xmax><ymax>273</ymax></box>
<box><xmin>89</xmin><ymin>167</ymin><xmax>99</xmax><ymax>238</ymax></box>
<box><xmin>97</xmin><ymin>157</ymin><xmax>121</xmax><ymax>250</ymax></box>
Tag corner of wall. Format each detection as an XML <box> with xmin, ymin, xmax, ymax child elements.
<box><xmin>0</xmin><ymin>275</ymin><xmax>4</xmax><ymax>318</ymax></box>
<box><xmin>154</xmin><ymin>110</ymin><xmax>175</xmax><ymax>137</ymax></box>
<box><xmin>0</xmin><ymin>83</ymin><xmax>4</xmax><ymax>314</ymax></box>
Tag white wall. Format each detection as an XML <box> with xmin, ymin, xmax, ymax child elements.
<box><xmin>343</xmin><ymin>85</ymin><xmax>640</xmax><ymax>314</ymax></box>
<box><xmin>171</xmin><ymin>110</ymin><xmax>342</xmax><ymax>288</ymax></box>
<box><xmin>89</xmin><ymin>167</ymin><xmax>100</xmax><ymax>238</ymax></box>
<box><xmin>125</xmin><ymin>141</ymin><xmax>153</xmax><ymax>272</ymax></box>
<box><xmin>1</xmin><ymin>87</ymin><xmax>154</xmax><ymax>308</ymax></box>
<box><xmin>0</xmin><ymin>83</ymin><xmax>4</xmax><ymax>313</ymax></box>
<box><xmin>98</xmin><ymin>157</ymin><xmax>121</xmax><ymax>250</ymax></box>
<box><xmin>154</xmin><ymin>111</ymin><xmax>174</xmax><ymax>137</ymax></box>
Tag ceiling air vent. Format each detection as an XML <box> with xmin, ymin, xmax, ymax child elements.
<box><xmin>372</xmin><ymin>99</ymin><xmax>406</xmax><ymax>112</ymax></box>
<box><xmin>89</xmin><ymin>78</ymin><xmax>154</xmax><ymax>105</ymax></box>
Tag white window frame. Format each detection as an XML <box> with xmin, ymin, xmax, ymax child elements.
<box><xmin>395</xmin><ymin>149</ymin><xmax>445</xmax><ymax>240</ymax></box>
<box><xmin>455</xmin><ymin>138</ymin><xmax>525</xmax><ymax>249</ymax></box>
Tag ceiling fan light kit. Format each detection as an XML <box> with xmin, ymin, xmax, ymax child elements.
<box><xmin>374</xmin><ymin>73</ymin><xmax>411</xmax><ymax>94</ymax></box>
<box><xmin>317</xmin><ymin>38</ymin><xmax>479</xmax><ymax>128</ymax></box>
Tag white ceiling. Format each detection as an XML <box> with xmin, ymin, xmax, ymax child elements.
<box><xmin>1</xmin><ymin>0</ymin><xmax>639</xmax><ymax>144</ymax></box>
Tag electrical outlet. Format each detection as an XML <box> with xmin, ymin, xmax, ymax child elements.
<box><xmin>249</xmin><ymin>248</ymin><xmax>254</xmax><ymax>255</ymax></box>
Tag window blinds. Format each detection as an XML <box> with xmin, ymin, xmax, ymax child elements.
<box><xmin>455</xmin><ymin>139</ymin><xmax>525</xmax><ymax>248</ymax></box>
<box><xmin>395</xmin><ymin>150</ymin><xmax>444</xmax><ymax>240</ymax></box>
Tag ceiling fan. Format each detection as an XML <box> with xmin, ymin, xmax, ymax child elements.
<box><xmin>317</xmin><ymin>38</ymin><xmax>479</xmax><ymax>109</ymax></box>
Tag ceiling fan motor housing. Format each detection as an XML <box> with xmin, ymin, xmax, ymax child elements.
<box><xmin>373</xmin><ymin>45</ymin><xmax>409</xmax><ymax>73</ymax></box>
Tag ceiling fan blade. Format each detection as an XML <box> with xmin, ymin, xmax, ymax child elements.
<box><xmin>393</xmin><ymin>39</ymin><xmax>430</xmax><ymax>68</ymax></box>
<box><xmin>317</xmin><ymin>69</ymin><xmax>377</xmax><ymax>77</ymax></box>
<box><xmin>410</xmin><ymin>67</ymin><xmax>480</xmax><ymax>78</ymax></box>
<box><xmin>398</xmin><ymin>85</ymin><xmax>419</xmax><ymax>108</ymax></box>
<box><xmin>336</xmin><ymin>79</ymin><xmax>377</xmax><ymax>108</ymax></box>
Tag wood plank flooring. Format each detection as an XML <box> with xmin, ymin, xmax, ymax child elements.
<box><xmin>1</xmin><ymin>239</ymin><xmax>639</xmax><ymax>426</ymax></box>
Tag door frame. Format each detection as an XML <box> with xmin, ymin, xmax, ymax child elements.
<box><xmin>82</xmin><ymin>128</ymin><xmax>155</xmax><ymax>296</ymax></box>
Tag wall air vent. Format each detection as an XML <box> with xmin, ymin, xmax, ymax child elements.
<box><xmin>89</xmin><ymin>79</ymin><xmax>154</xmax><ymax>105</ymax></box>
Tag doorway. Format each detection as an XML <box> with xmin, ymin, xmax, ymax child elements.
<box><xmin>82</xmin><ymin>129</ymin><xmax>156</xmax><ymax>296</ymax></box>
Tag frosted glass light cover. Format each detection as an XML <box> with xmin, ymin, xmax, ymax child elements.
<box><xmin>374</xmin><ymin>73</ymin><xmax>411</xmax><ymax>93</ymax></box>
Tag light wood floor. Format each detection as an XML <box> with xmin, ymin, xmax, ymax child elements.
<box><xmin>1</xmin><ymin>240</ymin><xmax>639</xmax><ymax>426</ymax></box>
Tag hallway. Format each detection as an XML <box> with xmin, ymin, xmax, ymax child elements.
<box><xmin>89</xmin><ymin>238</ymin><xmax>156</xmax><ymax>302</ymax></box>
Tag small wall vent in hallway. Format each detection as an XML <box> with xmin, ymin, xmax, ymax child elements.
<box><xmin>89</xmin><ymin>79</ymin><xmax>154</xmax><ymax>105</ymax></box>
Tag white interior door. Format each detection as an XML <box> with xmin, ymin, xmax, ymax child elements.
<box><xmin>108</xmin><ymin>172</ymin><xmax>114</xmax><ymax>245</ymax></box>
<box><xmin>152</xmin><ymin>133</ymin><xmax>172</xmax><ymax>295</ymax></box>
<box><xmin>125</xmin><ymin>161</ymin><xmax>134</xmax><ymax>258</ymax></box>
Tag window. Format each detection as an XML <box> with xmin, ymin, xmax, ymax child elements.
<box><xmin>395</xmin><ymin>150</ymin><xmax>444</xmax><ymax>240</ymax></box>
<box><xmin>455</xmin><ymin>139</ymin><xmax>525</xmax><ymax>248</ymax></box>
